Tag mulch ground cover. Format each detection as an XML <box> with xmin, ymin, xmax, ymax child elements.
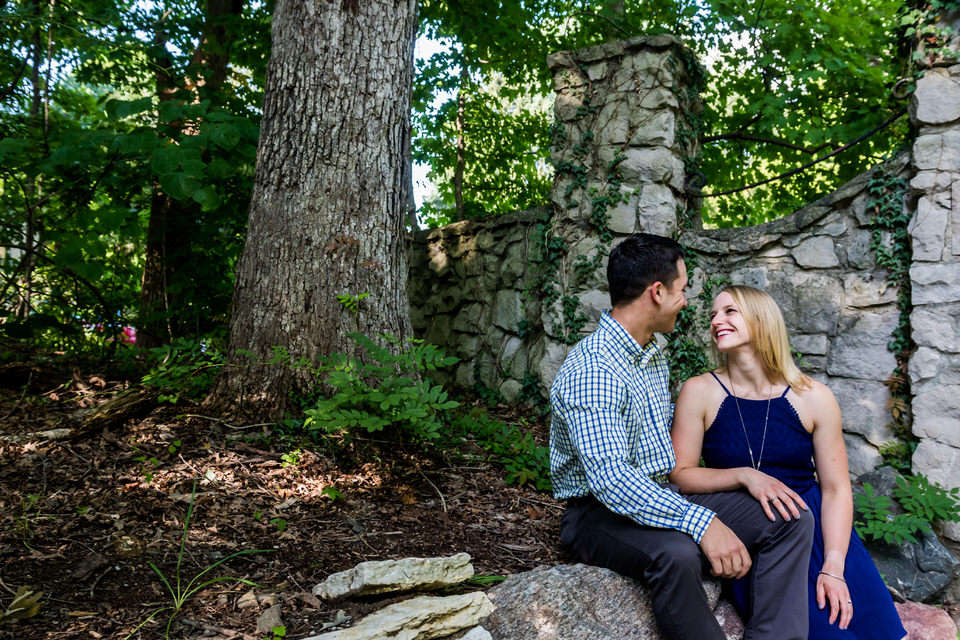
<box><xmin>0</xmin><ymin>364</ymin><xmax>565</xmax><ymax>639</ymax></box>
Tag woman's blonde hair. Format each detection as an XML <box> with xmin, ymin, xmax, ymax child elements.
<box><xmin>711</xmin><ymin>285</ymin><xmax>811</xmax><ymax>390</ymax></box>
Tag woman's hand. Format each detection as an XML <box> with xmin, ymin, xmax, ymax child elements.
<box><xmin>739</xmin><ymin>467</ymin><xmax>808</xmax><ymax>521</ymax></box>
<box><xmin>817</xmin><ymin>571</ymin><xmax>853</xmax><ymax>629</ymax></box>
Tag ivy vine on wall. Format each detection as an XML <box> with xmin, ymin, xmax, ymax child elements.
<box><xmin>868</xmin><ymin>167</ymin><xmax>916</xmax><ymax>473</ymax></box>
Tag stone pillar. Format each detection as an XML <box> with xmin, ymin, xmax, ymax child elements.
<box><xmin>907</xmin><ymin>58</ymin><xmax>960</xmax><ymax>540</ymax></box>
<box><xmin>537</xmin><ymin>35</ymin><xmax>702</xmax><ymax>386</ymax></box>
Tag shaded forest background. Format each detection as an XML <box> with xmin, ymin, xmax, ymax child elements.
<box><xmin>0</xmin><ymin>0</ymin><xmax>917</xmax><ymax>359</ymax></box>
<box><xmin>1</xmin><ymin>1</ymin><xmax>957</xmax><ymax>637</ymax></box>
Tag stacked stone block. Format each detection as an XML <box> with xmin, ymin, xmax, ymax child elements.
<box><xmin>907</xmin><ymin>61</ymin><xmax>960</xmax><ymax>539</ymax></box>
<box><xmin>537</xmin><ymin>35</ymin><xmax>700</xmax><ymax>384</ymax></box>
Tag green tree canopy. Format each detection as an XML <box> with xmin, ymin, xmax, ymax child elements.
<box><xmin>416</xmin><ymin>0</ymin><xmax>909</xmax><ymax>227</ymax></box>
<box><xmin>0</xmin><ymin>0</ymin><xmax>938</xmax><ymax>354</ymax></box>
<box><xmin>0</xmin><ymin>0</ymin><xmax>270</xmax><ymax>351</ymax></box>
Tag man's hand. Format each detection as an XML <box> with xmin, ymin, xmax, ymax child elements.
<box><xmin>699</xmin><ymin>518</ymin><xmax>751</xmax><ymax>579</ymax></box>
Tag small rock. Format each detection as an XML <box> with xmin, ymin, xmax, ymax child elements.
<box><xmin>302</xmin><ymin>592</ymin><xmax>493</xmax><ymax>640</ymax></box>
<box><xmin>461</xmin><ymin>626</ymin><xmax>494</xmax><ymax>640</ymax></box>
<box><xmin>895</xmin><ymin>600</ymin><xmax>958</xmax><ymax>640</ymax></box>
<box><xmin>319</xmin><ymin>610</ymin><xmax>350</xmax><ymax>631</ymax></box>
<box><xmin>237</xmin><ymin>589</ymin><xmax>277</xmax><ymax>610</ymax></box>
<box><xmin>313</xmin><ymin>553</ymin><xmax>474</xmax><ymax>600</ymax></box>
<box><xmin>237</xmin><ymin>590</ymin><xmax>259</xmax><ymax>609</ymax></box>
<box><xmin>257</xmin><ymin>604</ymin><xmax>283</xmax><ymax>634</ymax></box>
<box><xmin>291</xmin><ymin>592</ymin><xmax>322</xmax><ymax>608</ymax></box>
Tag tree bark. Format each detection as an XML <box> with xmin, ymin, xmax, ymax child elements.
<box><xmin>207</xmin><ymin>0</ymin><xmax>418</xmax><ymax>419</ymax></box>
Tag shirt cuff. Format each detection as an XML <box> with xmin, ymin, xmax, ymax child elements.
<box><xmin>678</xmin><ymin>502</ymin><xmax>716</xmax><ymax>543</ymax></box>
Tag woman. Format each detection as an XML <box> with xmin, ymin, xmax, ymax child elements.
<box><xmin>670</xmin><ymin>285</ymin><xmax>905</xmax><ymax>639</ymax></box>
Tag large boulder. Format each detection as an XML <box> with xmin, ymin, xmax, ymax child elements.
<box><xmin>482</xmin><ymin>563</ymin><xmax>741</xmax><ymax>640</ymax></box>
<box><xmin>894</xmin><ymin>601</ymin><xmax>958</xmax><ymax>640</ymax></box>
<box><xmin>855</xmin><ymin>468</ymin><xmax>960</xmax><ymax>602</ymax></box>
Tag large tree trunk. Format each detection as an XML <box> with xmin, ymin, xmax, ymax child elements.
<box><xmin>207</xmin><ymin>0</ymin><xmax>418</xmax><ymax>418</ymax></box>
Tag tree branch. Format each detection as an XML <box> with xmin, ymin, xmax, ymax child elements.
<box><xmin>573</xmin><ymin>11</ymin><xmax>632</xmax><ymax>38</ymax></box>
<box><xmin>689</xmin><ymin>109</ymin><xmax>907</xmax><ymax>198</ymax></box>
<box><xmin>0</xmin><ymin>57</ymin><xmax>28</xmax><ymax>101</ymax></box>
<box><xmin>701</xmin><ymin>132</ymin><xmax>840</xmax><ymax>155</ymax></box>
<box><xmin>5</xmin><ymin>240</ymin><xmax>113</xmax><ymax>322</ymax></box>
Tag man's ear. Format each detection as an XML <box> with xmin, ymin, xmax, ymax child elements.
<box><xmin>650</xmin><ymin>281</ymin><xmax>664</xmax><ymax>305</ymax></box>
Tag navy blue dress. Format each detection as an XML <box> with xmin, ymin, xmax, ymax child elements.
<box><xmin>700</xmin><ymin>372</ymin><xmax>906</xmax><ymax>639</ymax></box>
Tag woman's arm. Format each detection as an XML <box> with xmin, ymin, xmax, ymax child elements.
<box><xmin>670</xmin><ymin>376</ymin><xmax>744</xmax><ymax>492</ymax></box>
<box><xmin>807</xmin><ymin>382</ymin><xmax>854</xmax><ymax>629</ymax></box>
<box><xmin>670</xmin><ymin>376</ymin><xmax>806</xmax><ymax>521</ymax></box>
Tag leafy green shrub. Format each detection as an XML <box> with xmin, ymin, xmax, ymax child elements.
<box><xmin>303</xmin><ymin>333</ymin><xmax>459</xmax><ymax>445</ymax></box>
<box><xmin>141</xmin><ymin>339</ymin><xmax>224</xmax><ymax>404</ymax></box>
<box><xmin>878</xmin><ymin>439</ymin><xmax>915</xmax><ymax>475</ymax></box>
<box><xmin>854</xmin><ymin>483</ymin><xmax>930</xmax><ymax>544</ymax></box>
<box><xmin>455</xmin><ymin>411</ymin><xmax>551</xmax><ymax>491</ymax></box>
<box><xmin>854</xmin><ymin>474</ymin><xmax>960</xmax><ymax>545</ymax></box>
<box><xmin>893</xmin><ymin>474</ymin><xmax>960</xmax><ymax>526</ymax></box>
<box><xmin>517</xmin><ymin>372</ymin><xmax>550</xmax><ymax>417</ymax></box>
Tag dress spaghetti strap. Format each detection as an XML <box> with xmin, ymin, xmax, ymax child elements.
<box><xmin>780</xmin><ymin>386</ymin><xmax>791</xmax><ymax>398</ymax></box>
<box><xmin>708</xmin><ymin>371</ymin><xmax>732</xmax><ymax>396</ymax></box>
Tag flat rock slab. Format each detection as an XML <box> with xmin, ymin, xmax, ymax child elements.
<box><xmin>895</xmin><ymin>600</ymin><xmax>958</xmax><ymax>639</ymax></box>
<box><xmin>302</xmin><ymin>592</ymin><xmax>494</xmax><ymax>640</ymax></box>
<box><xmin>483</xmin><ymin>563</ymin><xmax>736</xmax><ymax>640</ymax></box>
<box><xmin>313</xmin><ymin>553</ymin><xmax>474</xmax><ymax>599</ymax></box>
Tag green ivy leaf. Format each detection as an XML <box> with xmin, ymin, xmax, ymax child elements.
<box><xmin>152</xmin><ymin>146</ymin><xmax>182</xmax><ymax>175</ymax></box>
<box><xmin>192</xmin><ymin>185</ymin><xmax>221</xmax><ymax>211</ymax></box>
<box><xmin>159</xmin><ymin>172</ymin><xmax>201</xmax><ymax>201</ymax></box>
<box><xmin>210</xmin><ymin>124</ymin><xmax>241</xmax><ymax>150</ymax></box>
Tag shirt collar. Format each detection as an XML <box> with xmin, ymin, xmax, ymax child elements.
<box><xmin>599</xmin><ymin>310</ymin><xmax>661</xmax><ymax>367</ymax></box>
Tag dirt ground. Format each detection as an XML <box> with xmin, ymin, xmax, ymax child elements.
<box><xmin>0</xmin><ymin>365</ymin><xmax>565</xmax><ymax>639</ymax></box>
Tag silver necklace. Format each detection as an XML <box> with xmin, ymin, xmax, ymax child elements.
<box><xmin>728</xmin><ymin>375</ymin><xmax>773</xmax><ymax>470</ymax></box>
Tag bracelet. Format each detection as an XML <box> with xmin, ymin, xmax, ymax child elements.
<box><xmin>818</xmin><ymin>570</ymin><xmax>846</xmax><ymax>583</ymax></box>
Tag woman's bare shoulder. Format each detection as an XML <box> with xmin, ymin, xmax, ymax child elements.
<box><xmin>789</xmin><ymin>377</ymin><xmax>840</xmax><ymax>425</ymax></box>
<box><xmin>792</xmin><ymin>377</ymin><xmax>835</xmax><ymax>401</ymax></box>
<box><xmin>677</xmin><ymin>371</ymin><xmax>726</xmax><ymax>404</ymax></box>
<box><xmin>679</xmin><ymin>371</ymin><xmax>721</xmax><ymax>393</ymax></box>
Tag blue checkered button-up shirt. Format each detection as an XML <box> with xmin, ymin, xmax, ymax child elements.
<box><xmin>550</xmin><ymin>311</ymin><xmax>716</xmax><ymax>542</ymax></box>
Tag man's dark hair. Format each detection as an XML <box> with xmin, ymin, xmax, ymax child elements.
<box><xmin>607</xmin><ymin>233</ymin><xmax>685</xmax><ymax>307</ymax></box>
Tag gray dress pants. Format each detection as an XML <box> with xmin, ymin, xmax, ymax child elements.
<box><xmin>560</xmin><ymin>489</ymin><xmax>814</xmax><ymax>640</ymax></box>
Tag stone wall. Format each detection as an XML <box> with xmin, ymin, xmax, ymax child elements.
<box><xmin>407</xmin><ymin>35</ymin><xmax>960</xmax><ymax>504</ymax></box>
<box><xmin>410</xmin><ymin>35</ymin><xmax>703</xmax><ymax>403</ymax></box>
<box><xmin>680</xmin><ymin>154</ymin><xmax>908</xmax><ymax>476</ymax></box>
<box><xmin>408</xmin><ymin>209</ymin><xmax>549</xmax><ymax>403</ymax></box>
<box><xmin>907</xmin><ymin>59</ymin><xmax>960</xmax><ymax>538</ymax></box>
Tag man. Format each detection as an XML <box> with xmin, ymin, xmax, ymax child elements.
<box><xmin>550</xmin><ymin>233</ymin><xmax>813</xmax><ymax>640</ymax></box>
